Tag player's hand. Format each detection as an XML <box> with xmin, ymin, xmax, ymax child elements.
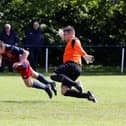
<box><xmin>84</xmin><ymin>55</ymin><xmax>95</xmax><ymax>64</ymax></box>
<box><xmin>13</xmin><ymin>62</ymin><xmax>22</xmax><ymax>68</ymax></box>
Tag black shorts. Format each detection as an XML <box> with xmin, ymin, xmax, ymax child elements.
<box><xmin>54</xmin><ymin>61</ymin><xmax>82</xmax><ymax>88</ymax></box>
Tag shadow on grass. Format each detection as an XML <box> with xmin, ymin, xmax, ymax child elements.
<box><xmin>0</xmin><ymin>100</ymin><xmax>50</xmax><ymax>104</ymax></box>
<box><xmin>0</xmin><ymin>100</ymin><xmax>82</xmax><ymax>104</ymax></box>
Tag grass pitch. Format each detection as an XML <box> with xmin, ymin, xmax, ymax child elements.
<box><xmin>0</xmin><ymin>74</ymin><xmax>126</xmax><ymax>126</ymax></box>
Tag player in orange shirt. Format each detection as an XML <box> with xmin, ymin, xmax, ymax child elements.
<box><xmin>51</xmin><ymin>26</ymin><xmax>96</xmax><ymax>103</ymax></box>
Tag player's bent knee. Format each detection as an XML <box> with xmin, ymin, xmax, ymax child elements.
<box><xmin>25</xmin><ymin>84</ymin><xmax>32</xmax><ymax>88</ymax></box>
<box><xmin>23</xmin><ymin>78</ymin><xmax>33</xmax><ymax>88</ymax></box>
<box><xmin>50</xmin><ymin>73</ymin><xmax>57</xmax><ymax>81</ymax></box>
<box><xmin>51</xmin><ymin>73</ymin><xmax>64</xmax><ymax>82</ymax></box>
<box><xmin>61</xmin><ymin>86</ymin><xmax>70</xmax><ymax>95</ymax></box>
<box><xmin>32</xmin><ymin>70</ymin><xmax>39</xmax><ymax>79</ymax></box>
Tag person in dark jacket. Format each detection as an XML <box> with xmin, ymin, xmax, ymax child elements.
<box><xmin>0</xmin><ymin>23</ymin><xmax>19</xmax><ymax>72</ymax></box>
<box><xmin>24</xmin><ymin>21</ymin><xmax>44</xmax><ymax>70</ymax></box>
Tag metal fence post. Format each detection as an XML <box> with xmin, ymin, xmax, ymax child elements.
<box><xmin>121</xmin><ymin>48</ymin><xmax>125</xmax><ymax>73</ymax></box>
<box><xmin>45</xmin><ymin>48</ymin><xmax>49</xmax><ymax>73</ymax></box>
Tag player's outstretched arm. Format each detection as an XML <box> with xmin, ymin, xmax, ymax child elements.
<box><xmin>74</xmin><ymin>40</ymin><xmax>95</xmax><ymax>64</ymax></box>
<box><xmin>13</xmin><ymin>49</ymin><xmax>29</xmax><ymax>68</ymax></box>
<box><xmin>20</xmin><ymin>49</ymin><xmax>29</xmax><ymax>64</ymax></box>
<box><xmin>83</xmin><ymin>54</ymin><xmax>95</xmax><ymax>64</ymax></box>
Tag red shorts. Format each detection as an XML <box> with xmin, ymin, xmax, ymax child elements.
<box><xmin>16</xmin><ymin>60</ymin><xmax>33</xmax><ymax>79</ymax></box>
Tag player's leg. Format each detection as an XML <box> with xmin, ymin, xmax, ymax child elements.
<box><xmin>23</xmin><ymin>77</ymin><xmax>53</xmax><ymax>99</ymax></box>
<box><xmin>61</xmin><ymin>84</ymin><xmax>96</xmax><ymax>103</ymax></box>
<box><xmin>69</xmin><ymin>63</ymin><xmax>84</xmax><ymax>92</ymax></box>
<box><xmin>31</xmin><ymin>69</ymin><xmax>57</xmax><ymax>95</ymax></box>
<box><xmin>51</xmin><ymin>73</ymin><xmax>82</xmax><ymax>93</ymax></box>
<box><xmin>51</xmin><ymin>63</ymin><xmax>83</xmax><ymax>93</ymax></box>
<box><xmin>16</xmin><ymin>60</ymin><xmax>53</xmax><ymax>98</ymax></box>
<box><xmin>61</xmin><ymin>84</ymin><xmax>87</xmax><ymax>98</ymax></box>
<box><xmin>69</xmin><ymin>63</ymin><xmax>97</xmax><ymax>102</ymax></box>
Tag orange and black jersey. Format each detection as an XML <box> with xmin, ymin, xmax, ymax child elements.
<box><xmin>63</xmin><ymin>38</ymin><xmax>87</xmax><ymax>65</ymax></box>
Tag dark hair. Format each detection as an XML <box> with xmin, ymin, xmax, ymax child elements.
<box><xmin>63</xmin><ymin>26</ymin><xmax>75</xmax><ymax>34</ymax></box>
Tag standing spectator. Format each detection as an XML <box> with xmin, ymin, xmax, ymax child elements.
<box><xmin>24</xmin><ymin>21</ymin><xmax>44</xmax><ymax>70</ymax></box>
<box><xmin>0</xmin><ymin>23</ymin><xmax>19</xmax><ymax>72</ymax></box>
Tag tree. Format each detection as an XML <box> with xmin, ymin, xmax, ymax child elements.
<box><xmin>0</xmin><ymin>0</ymin><xmax>126</xmax><ymax>66</ymax></box>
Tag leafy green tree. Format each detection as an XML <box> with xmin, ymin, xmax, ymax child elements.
<box><xmin>0</xmin><ymin>0</ymin><xmax>126</xmax><ymax>66</ymax></box>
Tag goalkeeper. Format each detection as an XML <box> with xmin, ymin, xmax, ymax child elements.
<box><xmin>51</xmin><ymin>26</ymin><xmax>96</xmax><ymax>103</ymax></box>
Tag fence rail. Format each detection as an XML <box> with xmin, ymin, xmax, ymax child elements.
<box><xmin>24</xmin><ymin>45</ymin><xmax>126</xmax><ymax>73</ymax></box>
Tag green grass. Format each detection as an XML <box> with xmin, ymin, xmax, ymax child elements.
<box><xmin>0</xmin><ymin>74</ymin><xmax>126</xmax><ymax>126</ymax></box>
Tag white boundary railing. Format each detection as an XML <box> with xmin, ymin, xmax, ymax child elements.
<box><xmin>44</xmin><ymin>46</ymin><xmax>125</xmax><ymax>73</ymax></box>
<box><xmin>121</xmin><ymin>48</ymin><xmax>125</xmax><ymax>73</ymax></box>
<box><xmin>24</xmin><ymin>45</ymin><xmax>125</xmax><ymax>73</ymax></box>
<box><xmin>45</xmin><ymin>48</ymin><xmax>49</xmax><ymax>73</ymax></box>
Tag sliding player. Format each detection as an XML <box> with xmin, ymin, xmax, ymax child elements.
<box><xmin>0</xmin><ymin>40</ymin><xmax>57</xmax><ymax>99</ymax></box>
<box><xmin>51</xmin><ymin>26</ymin><xmax>96</xmax><ymax>102</ymax></box>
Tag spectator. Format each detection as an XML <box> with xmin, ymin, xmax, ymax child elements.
<box><xmin>0</xmin><ymin>23</ymin><xmax>19</xmax><ymax>72</ymax></box>
<box><xmin>24</xmin><ymin>21</ymin><xmax>44</xmax><ymax>70</ymax></box>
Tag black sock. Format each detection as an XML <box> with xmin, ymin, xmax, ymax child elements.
<box><xmin>32</xmin><ymin>81</ymin><xmax>47</xmax><ymax>90</ymax></box>
<box><xmin>64</xmin><ymin>90</ymin><xmax>88</xmax><ymax>99</ymax></box>
<box><xmin>37</xmin><ymin>74</ymin><xmax>51</xmax><ymax>84</ymax></box>
<box><xmin>51</xmin><ymin>73</ymin><xmax>78</xmax><ymax>87</ymax></box>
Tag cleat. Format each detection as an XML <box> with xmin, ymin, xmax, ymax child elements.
<box><xmin>75</xmin><ymin>82</ymin><xmax>83</xmax><ymax>93</ymax></box>
<box><xmin>50</xmin><ymin>82</ymin><xmax>57</xmax><ymax>96</ymax></box>
<box><xmin>87</xmin><ymin>91</ymin><xmax>97</xmax><ymax>103</ymax></box>
<box><xmin>45</xmin><ymin>86</ymin><xmax>53</xmax><ymax>99</ymax></box>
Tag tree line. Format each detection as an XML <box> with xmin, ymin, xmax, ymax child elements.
<box><xmin>0</xmin><ymin>0</ymin><xmax>125</xmax><ymax>66</ymax></box>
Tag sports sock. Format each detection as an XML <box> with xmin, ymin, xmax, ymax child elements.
<box><xmin>64</xmin><ymin>90</ymin><xmax>88</xmax><ymax>99</ymax></box>
<box><xmin>37</xmin><ymin>74</ymin><xmax>51</xmax><ymax>84</ymax></box>
<box><xmin>32</xmin><ymin>81</ymin><xmax>47</xmax><ymax>90</ymax></box>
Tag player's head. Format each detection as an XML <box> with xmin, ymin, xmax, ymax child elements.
<box><xmin>0</xmin><ymin>40</ymin><xmax>6</xmax><ymax>54</ymax></box>
<box><xmin>63</xmin><ymin>26</ymin><xmax>75</xmax><ymax>42</ymax></box>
